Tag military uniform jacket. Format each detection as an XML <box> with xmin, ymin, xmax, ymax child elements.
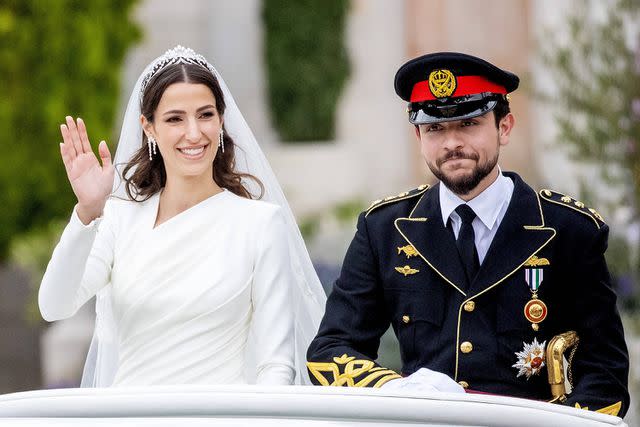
<box><xmin>307</xmin><ymin>172</ymin><xmax>629</xmax><ymax>417</ymax></box>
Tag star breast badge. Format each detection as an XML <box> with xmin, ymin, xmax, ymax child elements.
<box><xmin>512</xmin><ymin>338</ymin><xmax>546</xmax><ymax>379</ymax></box>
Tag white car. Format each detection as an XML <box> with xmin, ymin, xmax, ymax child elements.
<box><xmin>0</xmin><ymin>385</ymin><xmax>628</xmax><ymax>426</ymax></box>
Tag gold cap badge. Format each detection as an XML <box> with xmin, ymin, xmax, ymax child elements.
<box><xmin>428</xmin><ymin>69</ymin><xmax>457</xmax><ymax>98</ymax></box>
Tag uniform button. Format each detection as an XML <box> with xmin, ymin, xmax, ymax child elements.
<box><xmin>460</xmin><ymin>341</ymin><xmax>473</xmax><ymax>353</ymax></box>
<box><xmin>458</xmin><ymin>381</ymin><xmax>469</xmax><ymax>389</ymax></box>
<box><xmin>402</xmin><ymin>315</ymin><xmax>411</xmax><ymax>324</ymax></box>
<box><xmin>463</xmin><ymin>301</ymin><xmax>475</xmax><ymax>312</ymax></box>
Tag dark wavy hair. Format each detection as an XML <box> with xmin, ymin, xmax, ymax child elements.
<box><xmin>121</xmin><ymin>63</ymin><xmax>264</xmax><ymax>201</ymax></box>
<box><xmin>492</xmin><ymin>96</ymin><xmax>511</xmax><ymax>127</ymax></box>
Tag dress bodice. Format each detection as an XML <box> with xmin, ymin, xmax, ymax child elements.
<box><xmin>40</xmin><ymin>190</ymin><xmax>295</xmax><ymax>386</ymax></box>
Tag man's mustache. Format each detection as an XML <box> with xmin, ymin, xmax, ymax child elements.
<box><xmin>437</xmin><ymin>150</ymin><xmax>479</xmax><ymax>167</ymax></box>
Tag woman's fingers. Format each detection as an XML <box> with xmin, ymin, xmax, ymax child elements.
<box><xmin>98</xmin><ymin>140</ymin><xmax>112</xmax><ymax>169</ymax></box>
<box><xmin>65</xmin><ymin>116</ymin><xmax>84</xmax><ymax>155</ymax></box>
<box><xmin>59</xmin><ymin>142</ymin><xmax>73</xmax><ymax>174</ymax></box>
<box><xmin>76</xmin><ymin>118</ymin><xmax>92</xmax><ymax>154</ymax></box>
<box><xmin>60</xmin><ymin>123</ymin><xmax>77</xmax><ymax>159</ymax></box>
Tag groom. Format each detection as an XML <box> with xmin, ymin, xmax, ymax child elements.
<box><xmin>306</xmin><ymin>52</ymin><xmax>629</xmax><ymax>417</ymax></box>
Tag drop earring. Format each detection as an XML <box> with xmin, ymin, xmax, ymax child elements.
<box><xmin>219</xmin><ymin>129</ymin><xmax>224</xmax><ymax>154</ymax></box>
<box><xmin>147</xmin><ymin>135</ymin><xmax>157</xmax><ymax>160</ymax></box>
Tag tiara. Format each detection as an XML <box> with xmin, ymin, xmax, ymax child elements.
<box><xmin>139</xmin><ymin>45</ymin><xmax>216</xmax><ymax>98</ymax></box>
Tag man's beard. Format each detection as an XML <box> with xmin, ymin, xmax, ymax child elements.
<box><xmin>427</xmin><ymin>147</ymin><xmax>499</xmax><ymax>196</ymax></box>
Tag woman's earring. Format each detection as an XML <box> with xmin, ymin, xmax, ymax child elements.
<box><xmin>219</xmin><ymin>129</ymin><xmax>224</xmax><ymax>154</ymax></box>
<box><xmin>147</xmin><ymin>135</ymin><xmax>157</xmax><ymax>160</ymax></box>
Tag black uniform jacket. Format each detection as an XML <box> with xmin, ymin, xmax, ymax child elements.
<box><xmin>307</xmin><ymin>172</ymin><xmax>629</xmax><ymax>417</ymax></box>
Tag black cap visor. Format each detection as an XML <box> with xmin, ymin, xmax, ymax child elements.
<box><xmin>409</xmin><ymin>93</ymin><xmax>502</xmax><ymax>125</ymax></box>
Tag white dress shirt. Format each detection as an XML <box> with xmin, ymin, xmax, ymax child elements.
<box><xmin>439</xmin><ymin>168</ymin><xmax>515</xmax><ymax>264</ymax></box>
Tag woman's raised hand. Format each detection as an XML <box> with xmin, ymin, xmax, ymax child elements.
<box><xmin>59</xmin><ymin>116</ymin><xmax>114</xmax><ymax>224</ymax></box>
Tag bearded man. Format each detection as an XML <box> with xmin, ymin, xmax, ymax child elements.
<box><xmin>306</xmin><ymin>52</ymin><xmax>629</xmax><ymax>418</ymax></box>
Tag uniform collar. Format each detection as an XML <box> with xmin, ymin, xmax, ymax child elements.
<box><xmin>439</xmin><ymin>167</ymin><xmax>514</xmax><ymax>230</ymax></box>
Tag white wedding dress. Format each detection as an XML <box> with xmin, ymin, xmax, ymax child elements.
<box><xmin>39</xmin><ymin>189</ymin><xmax>295</xmax><ymax>386</ymax></box>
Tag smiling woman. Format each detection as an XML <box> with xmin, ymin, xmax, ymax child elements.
<box><xmin>37</xmin><ymin>46</ymin><xmax>326</xmax><ymax>388</ymax></box>
<box><xmin>123</xmin><ymin>62</ymin><xmax>261</xmax><ymax>205</ymax></box>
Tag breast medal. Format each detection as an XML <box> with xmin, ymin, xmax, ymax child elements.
<box><xmin>512</xmin><ymin>338</ymin><xmax>547</xmax><ymax>379</ymax></box>
<box><xmin>524</xmin><ymin>257</ymin><xmax>549</xmax><ymax>331</ymax></box>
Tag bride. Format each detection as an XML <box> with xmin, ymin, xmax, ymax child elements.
<box><xmin>38</xmin><ymin>46</ymin><xmax>326</xmax><ymax>387</ymax></box>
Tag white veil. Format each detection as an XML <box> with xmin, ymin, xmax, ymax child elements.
<box><xmin>81</xmin><ymin>46</ymin><xmax>326</xmax><ymax>386</ymax></box>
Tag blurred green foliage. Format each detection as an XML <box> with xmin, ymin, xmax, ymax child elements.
<box><xmin>540</xmin><ymin>0</ymin><xmax>640</xmax><ymax>216</ymax></box>
<box><xmin>540</xmin><ymin>0</ymin><xmax>640</xmax><ymax>307</ymax></box>
<box><xmin>262</xmin><ymin>0</ymin><xmax>350</xmax><ymax>142</ymax></box>
<box><xmin>0</xmin><ymin>0</ymin><xmax>140</xmax><ymax>260</ymax></box>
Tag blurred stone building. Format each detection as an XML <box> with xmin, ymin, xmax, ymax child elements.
<box><xmin>0</xmin><ymin>266</ymin><xmax>41</xmax><ymax>393</ymax></box>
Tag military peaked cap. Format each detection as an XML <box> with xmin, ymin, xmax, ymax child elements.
<box><xmin>394</xmin><ymin>52</ymin><xmax>520</xmax><ymax>124</ymax></box>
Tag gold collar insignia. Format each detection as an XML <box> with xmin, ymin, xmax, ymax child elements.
<box><xmin>524</xmin><ymin>255</ymin><xmax>550</xmax><ymax>267</ymax></box>
<box><xmin>397</xmin><ymin>245</ymin><xmax>418</xmax><ymax>258</ymax></box>
<box><xmin>395</xmin><ymin>265</ymin><xmax>419</xmax><ymax>276</ymax></box>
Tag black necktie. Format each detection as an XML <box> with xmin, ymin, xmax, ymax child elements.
<box><xmin>455</xmin><ymin>204</ymin><xmax>480</xmax><ymax>283</ymax></box>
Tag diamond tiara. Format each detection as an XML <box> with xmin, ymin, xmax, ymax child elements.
<box><xmin>139</xmin><ymin>45</ymin><xmax>216</xmax><ymax>100</ymax></box>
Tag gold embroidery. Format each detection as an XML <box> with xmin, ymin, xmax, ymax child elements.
<box><xmin>524</xmin><ymin>255</ymin><xmax>550</xmax><ymax>266</ymax></box>
<box><xmin>561</xmin><ymin>196</ymin><xmax>572</xmax><ymax>203</ymax></box>
<box><xmin>397</xmin><ymin>245</ymin><xmax>418</xmax><ymax>258</ymax></box>
<box><xmin>596</xmin><ymin>401</ymin><xmax>622</xmax><ymax>416</ymax></box>
<box><xmin>395</xmin><ymin>265</ymin><xmax>419</xmax><ymax>276</ymax></box>
<box><xmin>397</xmin><ymin>191</ymin><xmax>409</xmax><ymax>198</ymax></box>
<box><xmin>334</xmin><ymin>354</ymin><xmax>355</xmax><ymax>364</ymax></box>
<box><xmin>574</xmin><ymin>200</ymin><xmax>585</xmax><ymax>208</ymax></box>
<box><xmin>307</xmin><ymin>354</ymin><xmax>401</xmax><ymax>388</ymax></box>
<box><xmin>375</xmin><ymin>373</ymin><xmax>402</xmax><ymax>388</ymax></box>
<box><xmin>542</xmin><ymin>189</ymin><xmax>552</xmax><ymax>197</ymax></box>
<box><xmin>574</xmin><ymin>401</ymin><xmax>621</xmax><ymax>417</ymax></box>
<box><xmin>429</xmin><ymin>69</ymin><xmax>456</xmax><ymax>98</ymax></box>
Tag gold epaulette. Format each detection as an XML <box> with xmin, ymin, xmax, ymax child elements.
<box><xmin>365</xmin><ymin>184</ymin><xmax>430</xmax><ymax>217</ymax></box>
<box><xmin>539</xmin><ymin>189</ymin><xmax>605</xmax><ymax>229</ymax></box>
<box><xmin>307</xmin><ymin>354</ymin><xmax>401</xmax><ymax>388</ymax></box>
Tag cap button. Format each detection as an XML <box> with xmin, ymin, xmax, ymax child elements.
<box><xmin>463</xmin><ymin>301</ymin><xmax>475</xmax><ymax>312</ymax></box>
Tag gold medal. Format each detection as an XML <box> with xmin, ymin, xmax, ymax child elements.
<box><xmin>524</xmin><ymin>297</ymin><xmax>547</xmax><ymax>331</ymax></box>
<box><xmin>524</xmin><ymin>266</ymin><xmax>547</xmax><ymax>331</ymax></box>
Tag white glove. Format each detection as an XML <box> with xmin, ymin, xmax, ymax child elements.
<box><xmin>381</xmin><ymin>367</ymin><xmax>465</xmax><ymax>394</ymax></box>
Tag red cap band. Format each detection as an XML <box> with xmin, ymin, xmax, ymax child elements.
<box><xmin>410</xmin><ymin>75</ymin><xmax>507</xmax><ymax>103</ymax></box>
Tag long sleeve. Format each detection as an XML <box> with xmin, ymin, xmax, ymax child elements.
<box><xmin>250</xmin><ymin>206</ymin><xmax>295</xmax><ymax>385</ymax></box>
<box><xmin>563</xmin><ymin>223</ymin><xmax>630</xmax><ymax>416</ymax></box>
<box><xmin>306</xmin><ymin>212</ymin><xmax>401</xmax><ymax>387</ymax></box>
<box><xmin>38</xmin><ymin>202</ymin><xmax>116</xmax><ymax>322</ymax></box>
